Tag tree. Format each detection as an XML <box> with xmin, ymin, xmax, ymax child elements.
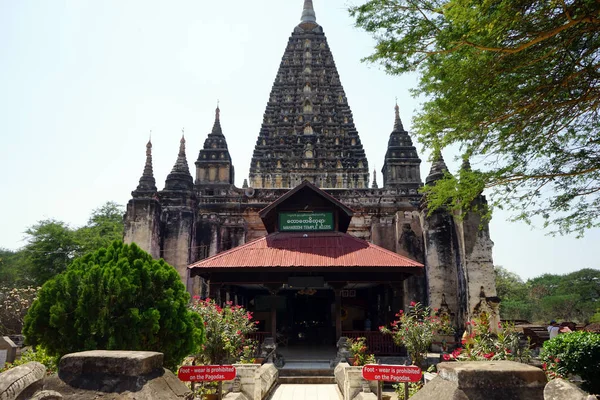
<box><xmin>0</xmin><ymin>249</ymin><xmax>30</xmax><ymax>287</ymax></box>
<box><xmin>22</xmin><ymin>220</ymin><xmax>78</xmax><ymax>285</ymax></box>
<box><xmin>23</xmin><ymin>241</ymin><xmax>204</xmax><ymax>370</ymax></box>
<box><xmin>75</xmin><ymin>201</ymin><xmax>124</xmax><ymax>255</ymax></box>
<box><xmin>494</xmin><ymin>266</ymin><xmax>531</xmax><ymax>320</ymax></box>
<box><xmin>350</xmin><ymin>0</ymin><xmax>600</xmax><ymax>236</ymax></box>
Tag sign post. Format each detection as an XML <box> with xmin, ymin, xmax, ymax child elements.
<box><xmin>178</xmin><ymin>365</ymin><xmax>237</xmax><ymax>400</ymax></box>
<box><xmin>362</xmin><ymin>364</ymin><xmax>422</xmax><ymax>400</ymax></box>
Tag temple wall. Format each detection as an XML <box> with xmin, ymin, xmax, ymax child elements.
<box><xmin>422</xmin><ymin>210</ymin><xmax>460</xmax><ymax>324</ymax></box>
<box><xmin>123</xmin><ymin>199</ymin><xmax>161</xmax><ymax>259</ymax></box>
<box><xmin>161</xmin><ymin>207</ymin><xmax>195</xmax><ymax>283</ymax></box>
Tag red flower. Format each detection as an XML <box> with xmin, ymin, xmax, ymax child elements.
<box><xmin>542</xmin><ymin>362</ymin><xmax>547</xmax><ymax>370</ymax></box>
<box><xmin>483</xmin><ymin>352</ymin><xmax>495</xmax><ymax>360</ymax></box>
<box><xmin>410</xmin><ymin>301</ymin><xmax>416</xmax><ymax>307</ymax></box>
<box><xmin>193</xmin><ymin>295</ymin><xmax>200</xmax><ymax>300</ymax></box>
<box><xmin>442</xmin><ymin>354</ymin><xmax>451</xmax><ymax>361</ymax></box>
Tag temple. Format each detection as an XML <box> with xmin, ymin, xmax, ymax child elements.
<box><xmin>123</xmin><ymin>0</ymin><xmax>498</xmax><ymax>351</ymax></box>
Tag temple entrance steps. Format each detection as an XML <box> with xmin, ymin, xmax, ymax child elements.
<box><xmin>278</xmin><ymin>360</ymin><xmax>335</xmax><ymax>384</ymax></box>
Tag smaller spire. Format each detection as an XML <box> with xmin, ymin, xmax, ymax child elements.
<box><xmin>301</xmin><ymin>0</ymin><xmax>317</xmax><ymax>23</ymax></box>
<box><xmin>425</xmin><ymin>149</ymin><xmax>450</xmax><ymax>186</ymax></box>
<box><xmin>242</xmin><ymin>179</ymin><xmax>249</xmax><ymax>189</ymax></box>
<box><xmin>165</xmin><ymin>132</ymin><xmax>193</xmax><ymax>191</ymax></box>
<box><xmin>394</xmin><ymin>102</ymin><xmax>405</xmax><ymax>131</ymax></box>
<box><xmin>132</xmin><ymin>138</ymin><xmax>157</xmax><ymax>197</ymax></box>
<box><xmin>212</xmin><ymin>104</ymin><xmax>223</xmax><ymax>136</ymax></box>
<box><xmin>372</xmin><ymin>169</ymin><xmax>378</xmax><ymax>189</ymax></box>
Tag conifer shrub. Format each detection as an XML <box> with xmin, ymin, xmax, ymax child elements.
<box><xmin>541</xmin><ymin>331</ymin><xmax>600</xmax><ymax>394</ymax></box>
<box><xmin>23</xmin><ymin>241</ymin><xmax>204</xmax><ymax>370</ymax></box>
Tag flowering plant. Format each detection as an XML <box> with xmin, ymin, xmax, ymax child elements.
<box><xmin>380</xmin><ymin>302</ymin><xmax>453</xmax><ymax>367</ymax></box>
<box><xmin>0</xmin><ymin>286</ymin><xmax>40</xmax><ymax>335</ymax></box>
<box><xmin>238</xmin><ymin>339</ymin><xmax>259</xmax><ymax>364</ymax></box>
<box><xmin>441</xmin><ymin>315</ymin><xmax>530</xmax><ymax>363</ymax></box>
<box><xmin>347</xmin><ymin>337</ymin><xmax>376</xmax><ymax>366</ymax></box>
<box><xmin>189</xmin><ymin>297</ymin><xmax>257</xmax><ymax>364</ymax></box>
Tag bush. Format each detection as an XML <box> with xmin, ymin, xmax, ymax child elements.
<box><xmin>347</xmin><ymin>337</ymin><xmax>376</xmax><ymax>366</ymax></box>
<box><xmin>23</xmin><ymin>241</ymin><xmax>204</xmax><ymax>370</ymax></box>
<box><xmin>188</xmin><ymin>298</ymin><xmax>256</xmax><ymax>365</ymax></box>
<box><xmin>0</xmin><ymin>346</ymin><xmax>58</xmax><ymax>375</ymax></box>
<box><xmin>541</xmin><ymin>331</ymin><xmax>600</xmax><ymax>394</ymax></box>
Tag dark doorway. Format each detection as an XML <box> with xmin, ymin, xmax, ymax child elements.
<box><xmin>280</xmin><ymin>289</ymin><xmax>335</xmax><ymax>346</ymax></box>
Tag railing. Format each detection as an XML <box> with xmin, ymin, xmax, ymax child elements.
<box><xmin>248</xmin><ymin>331</ymin><xmax>270</xmax><ymax>345</ymax></box>
<box><xmin>343</xmin><ymin>331</ymin><xmax>405</xmax><ymax>355</ymax></box>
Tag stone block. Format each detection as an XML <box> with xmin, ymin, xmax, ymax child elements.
<box><xmin>0</xmin><ymin>361</ymin><xmax>46</xmax><ymax>400</ymax></box>
<box><xmin>254</xmin><ymin>364</ymin><xmax>277</xmax><ymax>400</ymax></box>
<box><xmin>0</xmin><ymin>337</ymin><xmax>18</xmax><ymax>367</ymax></box>
<box><xmin>223</xmin><ymin>393</ymin><xmax>249</xmax><ymax>400</ymax></box>
<box><xmin>437</xmin><ymin>361</ymin><xmax>547</xmax><ymax>390</ymax></box>
<box><xmin>353</xmin><ymin>393</ymin><xmax>377</xmax><ymax>400</ymax></box>
<box><xmin>412</xmin><ymin>361</ymin><xmax>546</xmax><ymax>400</ymax></box>
<box><xmin>339</xmin><ymin>365</ymin><xmax>377</xmax><ymax>400</ymax></box>
<box><xmin>544</xmin><ymin>378</ymin><xmax>594</xmax><ymax>400</ymax></box>
<box><xmin>59</xmin><ymin>350</ymin><xmax>163</xmax><ymax>378</ymax></box>
<box><xmin>29</xmin><ymin>390</ymin><xmax>63</xmax><ymax>400</ymax></box>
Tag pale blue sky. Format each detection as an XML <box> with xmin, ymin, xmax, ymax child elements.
<box><xmin>0</xmin><ymin>0</ymin><xmax>597</xmax><ymax>280</ymax></box>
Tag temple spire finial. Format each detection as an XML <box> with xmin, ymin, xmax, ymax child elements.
<box><xmin>394</xmin><ymin>101</ymin><xmax>404</xmax><ymax>131</ymax></box>
<box><xmin>132</xmin><ymin>137</ymin><xmax>157</xmax><ymax>197</ymax></box>
<box><xmin>301</xmin><ymin>0</ymin><xmax>317</xmax><ymax>23</ymax></box>
<box><xmin>372</xmin><ymin>168</ymin><xmax>379</xmax><ymax>189</ymax></box>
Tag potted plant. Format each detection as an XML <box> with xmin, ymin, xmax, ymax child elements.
<box><xmin>347</xmin><ymin>337</ymin><xmax>376</xmax><ymax>366</ymax></box>
<box><xmin>380</xmin><ymin>302</ymin><xmax>453</xmax><ymax>368</ymax></box>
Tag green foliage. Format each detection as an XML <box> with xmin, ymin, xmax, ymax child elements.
<box><xmin>75</xmin><ymin>201</ymin><xmax>124</xmax><ymax>255</ymax></box>
<box><xmin>590</xmin><ymin>308</ymin><xmax>600</xmax><ymax>323</ymax></box>
<box><xmin>188</xmin><ymin>298</ymin><xmax>256</xmax><ymax>365</ymax></box>
<box><xmin>394</xmin><ymin>381</ymin><xmax>423</xmax><ymax>399</ymax></box>
<box><xmin>15</xmin><ymin>201</ymin><xmax>125</xmax><ymax>286</ymax></box>
<box><xmin>494</xmin><ymin>267</ymin><xmax>599</xmax><ymax>323</ymax></box>
<box><xmin>23</xmin><ymin>241</ymin><xmax>203</xmax><ymax>370</ymax></box>
<box><xmin>0</xmin><ymin>346</ymin><xmax>58</xmax><ymax>375</ymax></box>
<box><xmin>350</xmin><ymin>0</ymin><xmax>600</xmax><ymax>236</ymax></box>
<box><xmin>23</xmin><ymin>220</ymin><xmax>79</xmax><ymax>285</ymax></box>
<box><xmin>541</xmin><ymin>331</ymin><xmax>600</xmax><ymax>393</ymax></box>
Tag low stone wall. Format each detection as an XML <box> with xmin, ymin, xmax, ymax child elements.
<box><xmin>0</xmin><ymin>361</ymin><xmax>46</xmax><ymax>400</ymax></box>
<box><xmin>334</xmin><ymin>363</ymin><xmax>377</xmax><ymax>400</ymax></box>
<box><xmin>223</xmin><ymin>363</ymin><xmax>277</xmax><ymax>400</ymax></box>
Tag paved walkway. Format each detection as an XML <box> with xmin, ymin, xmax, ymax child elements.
<box><xmin>267</xmin><ymin>384</ymin><xmax>341</xmax><ymax>400</ymax></box>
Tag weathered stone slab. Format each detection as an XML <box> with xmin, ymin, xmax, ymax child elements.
<box><xmin>59</xmin><ymin>350</ymin><xmax>163</xmax><ymax>378</ymax></box>
<box><xmin>437</xmin><ymin>361</ymin><xmax>547</xmax><ymax>389</ymax></box>
<box><xmin>413</xmin><ymin>361</ymin><xmax>546</xmax><ymax>400</ymax></box>
<box><xmin>0</xmin><ymin>361</ymin><xmax>46</xmax><ymax>400</ymax></box>
<box><xmin>544</xmin><ymin>378</ymin><xmax>594</xmax><ymax>400</ymax></box>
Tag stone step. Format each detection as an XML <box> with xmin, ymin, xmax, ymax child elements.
<box><xmin>278</xmin><ymin>376</ymin><xmax>337</xmax><ymax>384</ymax></box>
<box><xmin>279</xmin><ymin>368</ymin><xmax>334</xmax><ymax>377</ymax></box>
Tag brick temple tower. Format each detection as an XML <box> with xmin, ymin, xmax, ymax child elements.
<box><xmin>123</xmin><ymin>0</ymin><xmax>499</xmax><ymax>331</ymax></box>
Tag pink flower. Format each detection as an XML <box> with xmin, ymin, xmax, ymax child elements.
<box><xmin>193</xmin><ymin>295</ymin><xmax>200</xmax><ymax>300</ymax></box>
<box><xmin>466</xmin><ymin>321</ymin><xmax>471</xmax><ymax>326</ymax></box>
<box><xmin>410</xmin><ymin>301</ymin><xmax>416</xmax><ymax>307</ymax></box>
<box><xmin>483</xmin><ymin>352</ymin><xmax>495</xmax><ymax>360</ymax></box>
<box><xmin>379</xmin><ymin>326</ymin><xmax>385</xmax><ymax>331</ymax></box>
<box><xmin>442</xmin><ymin>354</ymin><xmax>451</xmax><ymax>361</ymax></box>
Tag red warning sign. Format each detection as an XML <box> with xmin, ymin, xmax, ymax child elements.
<box><xmin>362</xmin><ymin>364</ymin><xmax>422</xmax><ymax>383</ymax></box>
<box><xmin>177</xmin><ymin>365</ymin><xmax>236</xmax><ymax>382</ymax></box>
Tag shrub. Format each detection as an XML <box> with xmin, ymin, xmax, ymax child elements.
<box><xmin>188</xmin><ymin>298</ymin><xmax>257</xmax><ymax>365</ymax></box>
<box><xmin>380</xmin><ymin>302</ymin><xmax>453</xmax><ymax>367</ymax></box>
<box><xmin>23</xmin><ymin>241</ymin><xmax>204</xmax><ymax>370</ymax></box>
<box><xmin>443</xmin><ymin>316</ymin><xmax>531</xmax><ymax>363</ymax></box>
<box><xmin>541</xmin><ymin>331</ymin><xmax>600</xmax><ymax>393</ymax></box>
<box><xmin>0</xmin><ymin>346</ymin><xmax>58</xmax><ymax>375</ymax></box>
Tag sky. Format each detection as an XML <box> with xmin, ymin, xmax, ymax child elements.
<box><xmin>0</xmin><ymin>0</ymin><xmax>598</xmax><ymax>280</ymax></box>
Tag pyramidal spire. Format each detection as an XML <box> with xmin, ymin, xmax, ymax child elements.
<box><xmin>372</xmin><ymin>169</ymin><xmax>379</xmax><ymax>189</ymax></box>
<box><xmin>165</xmin><ymin>132</ymin><xmax>194</xmax><ymax>191</ymax></box>
<box><xmin>425</xmin><ymin>149</ymin><xmax>451</xmax><ymax>186</ymax></box>
<box><xmin>132</xmin><ymin>137</ymin><xmax>157</xmax><ymax>197</ymax></box>
<box><xmin>301</xmin><ymin>0</ymin><xmax>317</xmax><ymax>23</ymax></box>
<box><xmin>394</xmin><ymin>102</ymin><xmax>404</xmax><ymax>132</ymax></box>
<box><xmin>211</xmin><ymin>104</ymin><xmax>223</xmax><ymax>136</ymax></box>
<box><xmin>173</xmin><ymin>134</ymin><xmax>190</xmax><ymax>174</ymax></box>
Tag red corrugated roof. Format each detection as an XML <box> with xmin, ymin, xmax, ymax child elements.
<box><xmin>188</xmin><ymin>232</ymin><xmax>423</xmax><ymax>269</ymax></box>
